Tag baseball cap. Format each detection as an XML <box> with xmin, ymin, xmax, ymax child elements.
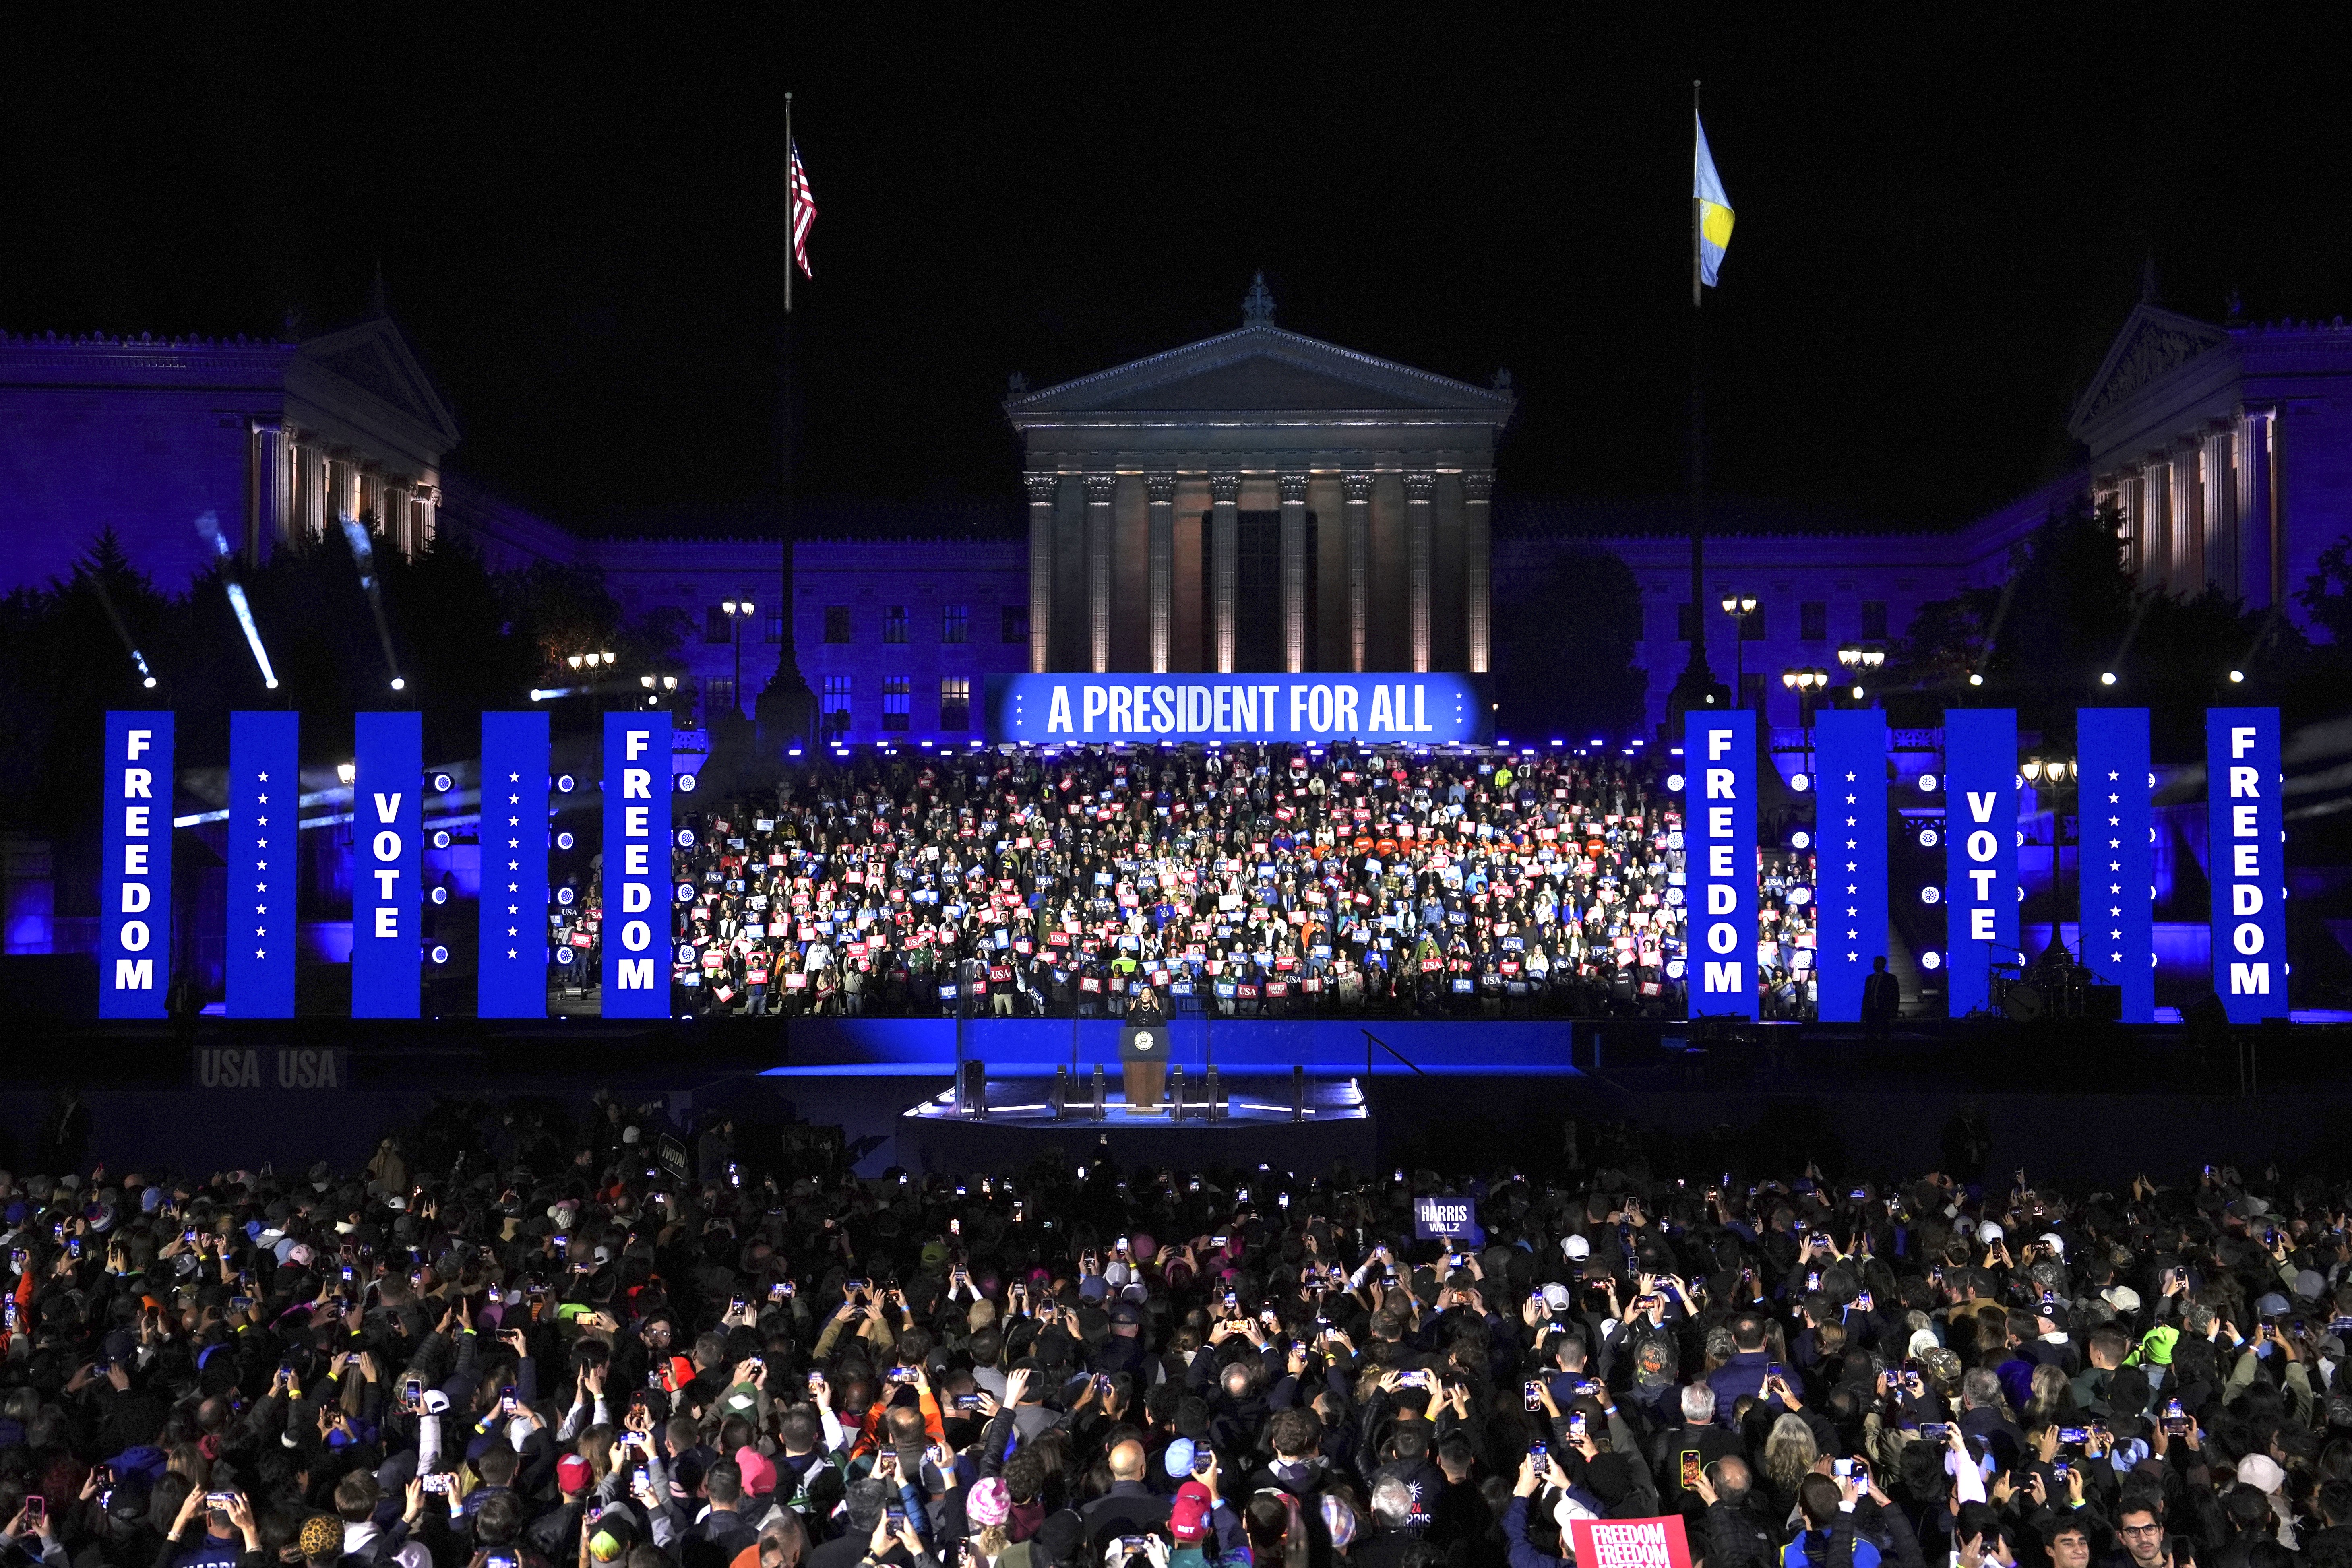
<box><xmin>2100</xmin><ymin>1285</ymin><xmax>2142</xmax><ymax>1314</ymax></box>
<box><xmin>1163</xmin><ymin>1438</ymin><xmax>1198</xmax><ymax>1479</ymax></box>
<box><xmin>557</xmin><ymin>1455</ymin><xmax>593</xmax><ymax>1494</ymax></box>
<box><xmin>1541</xmin><ymin>1283</ymin><xmax>1573</xmax><ymax>1314</ymax></box>
<box><xmin>967</xmin><ymin>1477</ymin><xmax>1011</xmax><ymax>1528</ymax></box>
<box><xmin>1562</xmin><ymin>1235</ymin><xmax>1591</xmax><ymax>1259</ymax></box>
<box><xmin>1170</xmin><ymin>1483</ymin><xmax>1214</xmax><ymax>1543</ymax></box>
<box><xmin>2037</xmin><ymin>1232</ymin><xmax>2065</xmax><ymax>1258</ymax></box>
<box><xmin>735</xmin><ymin>1448</ymin><xmax>777</xmax><ymax>1497</ymax></box>
<box><xmin>1978</xmin><ymin>1221</ymin><xmax>2004</xmax><ymax>1244</ymax></box>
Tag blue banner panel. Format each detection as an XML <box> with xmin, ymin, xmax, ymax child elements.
<box><xmin>1944</xmin><ymin>709</ymin><xmax>2019</xmax><ymax>1016</ymax></box>
<box><xmin>479</xmin><ymin>711</ymin><xmax>550</xmax><ymax>1018</ymax></box>
<box><xmin>227</xmin><ymin>711</ymin><xmax>298</xmax><ymax>1018</ymax></box>
<box><xmin>351</xmin><ymin>711</ymin><xmax>422</xmax><ymax>1018</ymax></box>
<box><xmin>1684</xmin><ymin>709</ymin><xmax>1757</xmax><ymax>1018</ymax></box>
<box><xmin>2209</xmin><ymin>707</ymin><xmax>2287</xmax><ymax>1021</ymax></box>
<box><xmin>1812</xmin><ymin>709</ymin><xmax>1888</xmax><ymax>1023</ymax></box>
<box><xmin>100</xmin><ymin>711</ymin><xmax>173</xmax><ymax>1018</ymax></box>
<box><xmin>982</xmin><ymin>673</ymin><xmax>1492</xmax><ymax>744</ymax></box>
<box><xmin>601</xmin><ymin>712</ymin><xmax>672</xmax><ymax>1018</ymax></box>
<box><xmin>2077</xmin><ymin>707</ymin><xmax>2154</xmax><ymax>1023</ymax></box>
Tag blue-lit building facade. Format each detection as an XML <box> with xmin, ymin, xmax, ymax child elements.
<box><xmin>10</xmin><ymin>297</ymin><xmax>2352</xmax><ymax>1010</ymax></box>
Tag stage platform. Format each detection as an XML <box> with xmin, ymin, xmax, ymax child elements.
<box><xmin>763</xmin><ymin>1016</ymin><xmax>1591</xmax><ymax>1078</ymax></box>
<box><xmin>892</xmin><ymin>1074</ymin><xmax>1377</xmax><ymax>1173</ymax></box>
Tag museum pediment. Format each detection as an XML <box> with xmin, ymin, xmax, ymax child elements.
<box><xmin>1007</xmin><ymin>322</ymin><xmax>1514</xmax><ymax>426</ymax></box>
<box><xmin>2068</xmin><ymin>304</ymin><xmax>2232</xmax><ymax>435</ymax></box>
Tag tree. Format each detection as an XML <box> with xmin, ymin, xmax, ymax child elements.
<box><xmin>1492</xmin><ymin>545</ymin><xmax>1648</xmax><ymax>742</ymax></box>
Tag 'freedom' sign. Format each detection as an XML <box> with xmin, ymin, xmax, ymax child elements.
<box><xmin>1684</xmin><ymin>710</ymin><xmax>1756</xmax><ymax>1017</ymax></box>
<box><xmin>2209</xmin><ymin>708</ymin><xmax>2286</xmax><ymax>1021</ymax></box>
<box><xmin>601</xmin><ymin>712</ymin><xmax>672</xmax><ymax>1017</ymax></box>
<box><xmin>101</xmin><ymin>711</ymin><xmax>173</xmax><ymax>1017</ymax></box>
<box><xmin>1568</xmin><ymin>1516</ymin><xmax>1693</xmax><ymax>1568</ymax></box>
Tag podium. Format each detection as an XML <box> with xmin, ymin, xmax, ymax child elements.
<box><xmin>1120</xmin><ymin>1025</ymin><xmax>1166</xmax><ymax>1113</ymax></box>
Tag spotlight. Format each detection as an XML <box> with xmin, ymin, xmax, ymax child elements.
<box><xmin>1921</xmin><ymin>951</ymin><xmax>1943</xmax><ymax>971</ymax></box>
<box><xmin>556</xmin><ymin>831</ymin><xmax>575</xmax><ymax>850</ymax></box>
<box><xmin>1850</xmin><ymin>685</ymin><xmax>1864</xmax><ymax>699</ymax></box>
<box><xmin>2100</xmin><ymin>671</ymin><xmax>2117</xmax><ymax>686</ymax></box>
<box><xmin>1920</xmin><ymin>886</ymin><xmax>1941</xmax><ymax>904</ymax></box>
<box><xmin>1790</xmin><ymin>773</ymin><xmax>1810</xmax><ymax>792</ymax></box>
<box><xmin>1968</xmin><ymin>673</ymin><xmax>1984</xmax><ymax>687</ymax></box>
<box><xmin>568</xmin><ymin>655</ymin><xmax>583</xmax><ymax>670</ymax></box>
<box><xmin>1790</xmin><ymin>829</ymin><xmax>1812</xmax><ymax>850</ymax></box>
<box><xmin>143</xmin><ymin>676</ymin><xmax>157</xmax><ymax>689</ymax></box>
<box><xmin>641</xmin><ymin>674</ymin><xmax>655</xmax><ymax>688</ymax></box>
<box><xmin>432</xmin><ymin>830</ymin><xmax>451</xmax><ymax>849</ymax></box>
<box><xmin>337</xmin><ymin>762</ymin><xmax>356</xmax><ymax>785</ymax></box>
<box><xmin>2229</xmin><ymin>669</ymin><xmax>2245</xmax><ymax>683</ymax></box>
<box><xmin>430</xmin><ymin>945</ymin><xmax>449</xmax><ymax>965</ymax></box>
<box><xmin>1918</xmin><ymin>828</ymin><xmax>1939</xmax><ymax>848</ymax></box>
<box><xmin>390</xmin><ymin>677</ymin><xmax>405</xmax><ymax>691</ymax></box>
<box><xmin>430</xmin><ymin>885</ymin><xmax>448</xmax><ymax>904</ymax></box>
<box><xmin>1666</xmin><ymin>773</ymin><xmax>1686</xmax><ymax>792</ymax></box>
<box><xmin>432</xmin><ymin>773</ymin><xmax>453</xmax><ymax>792</ymax></box>
<box><xmin>1918</xmin><ymin>773</ymin><xmax>1939</xmax><ymax>793</ymax></box>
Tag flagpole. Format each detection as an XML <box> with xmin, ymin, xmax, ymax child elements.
<box><xmin>759</xmin><ymin>90</ymin><xmax>813</xmax><ymax>754</ymax></box>
<box><xmin>1671</xmin><ymin>78</ymin><xmax>1718</xmax><ymax>733</ymax></box>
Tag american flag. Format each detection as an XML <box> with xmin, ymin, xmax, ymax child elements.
<box><xmin>788</xmin><ymin>138</ymin><xmax>816</xmax><ymax>278</ymax></box>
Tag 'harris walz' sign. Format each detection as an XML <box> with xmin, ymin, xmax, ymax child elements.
<box><xmin>984</xmin><ymin>673</ymin><xmax>1491</xmax><ymax>744</ymax></box>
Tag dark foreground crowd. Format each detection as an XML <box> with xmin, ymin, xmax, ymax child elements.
<box><xmin>0</xmin><ymin>1112</ymin><xmax>2339</xmax><ymax>1568</ymax></box>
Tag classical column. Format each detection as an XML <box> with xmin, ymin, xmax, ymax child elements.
<box><xmin>1146</xmin><ymin>473</ymin><xmax>1177</xmax><ymax>673</ymax></box>
<box><xmin>297</xmin><ymin>440</ymin><xmax>329</xmax><ymax>539</ymax></box>
<box><xmin>1210</xmin><ymin>473</ymin><xmax>1240</xmax><ymax>673</ymax></box>
<box><xmin>2117</xmin><ymin>472</ymin><xmax>2143</xmax><ymax>577</ymax></box>
<box><xmin>254</xmin><ymin>419</ymin><xmax>291</xmax><ymax>554</ymax></box>
<box><xmin>2237</xmin><ymin>409</ymin><xmax>2277</xmax><ymax>610</ymax></box>
<box><xmin>413</xmin><ymin>483</ymin><xmax>437</xmax><ymax>550</ymax></box>
<box><xmin>1405</xmin><ymin>471</ymin><xmax>1437</xmax><ymax>673</ymax></box>
<box><xmin>2171</xmin><ymin>439</ymin><xmax>2202</xmax><ymax>588</ymax></box>
<box><xmin>384</xmin><ymin>481</ymin><xmax>411</xmax><ymax>556</ymax></box>
<box><xmin>1463</xmin><ymin>469</ymin><xmax>1494</xmax><ymax>674</ymax></box>
<box><xmin>2139</xmin><ymin>457</ymin><xmax>2170</xmax><ymax>593</ymax></box>
<box><xmin>2201</xmin><ymin>423</ymin><xmax>2236</xmax><ymax>595</ymax></box>
<box><xmin>1024</xmin><ymin>471</ymin><xmax>1056</xmax><ymax>673</ymax></box>
<box><xmin>1342</xmin><ymin>472</ymin><xmax>1373</xmax><ymax>672</ymax></box>
<box><xmin>1083</xmin><ymin>472</ymin><xmax>1117</xmax><ymax>674</ymax></box>
<box><xmin>327</xmin><ymin>454</ymin><xmax>358</xmax><ymax>525</ymax></box>
<box><xmin>1279</xmin><ymin>472</ymin><xmax>1309</xmax><ymax>672</ymax></box>
<box><xmin>358</xmin><ymin>465</ymin><xmax>385</xmax><ymax>532</ymax></box>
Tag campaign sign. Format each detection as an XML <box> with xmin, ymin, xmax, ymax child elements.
<box><xmin>1812</xmin><ymin>709</ymin><xmax>1887</xmax><ymax>1023</ymax></box>
<box><xmin>1684</xmin><ymin>710</ymin><xmax>1756</xmax><ymax>1018</ymax></box>
<box><xmin>1943</xmin><ymin>708</ymin><xmax>2018</xmax><ymax>1016</ymax></box>
<box><xmin>351</xmin><ymin>711</ymin><xmax>422</xmax><ymax>1018</ymax></box>
<box><xmin>1568</xmin><ymin>1516</ymin><xmax>1693</xmax><ymax>1568</ymax></box>
<box><xmin>227</xmin><ymin>711</ymin><xmax>298</xmax><ymax>1018</ymax></box>
<box><xmin>2077</xmin><ymin>708</ymin><xmax>2153</xmax><ymax>1022</ymax></box>
<box><xmin>101</xmin><ymin>711</ymin><xmax>173</xmax><ymax>1017</ymax></box>
<box><xmin>479</xmin><ymin>711</ymin><xmax>551</xmax><ymax>1018</ymax></box>
<box><xmin>983</xmin><ymin>673</ymin><xmax>1492</xmax><ymax>744</ymax></box>
<box><xmin>601</xmin><ymin>711</ymin><xmax>672</xmax><ymax>1017</ymax></box>
<box><xmin>1412</xmin><ymin>1194</ymin><xmax>1482</xmax><ymax>1243</ymax></box>
<box><xmin>2209</xmin><ymin>707</ymin><xmax>2287</xmax><ymax>1021</ymax></box>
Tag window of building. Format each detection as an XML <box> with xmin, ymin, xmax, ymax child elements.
<box><xmin>821</xmin><ymin>675</ymin><xmax>852</xmax><ymax>738</ymax></box>
<box><xmin>939</xmin><ymin>676</ymin><xmax>971</xmax><ymax>730</ymax></box>
<box><xmin>1677</xmin><ymin>602</ymin><xmax>1699</xmax><ymax>641</ymax></box>
<box><xmin>765</xmin><ymin>613</ymin><xmax>783</xmax><ymax>644</ymax></box>
<box><xmin>882</xmin><ymin>605</ymin><xmax>909</xmax><ymax>644</ymax></box>
<box><xmin>942</xmin><ymin>604</ymin><xmax>968</xmax><ymax>644</ymax></box>
<box><xmin>881</xmin><ymin>675</ymin><xmax>911</xmax><ymax>730</ymax></box>
<box><xmin>1801</xmin><ymin>601</ymin><xmax>1827</xmax><ymax>641</ymax></box>
<box><xmin>704</xmin><ymin>606</ymin><xmax>731</xmax><ymax>644</ymax></box>
<box><xmin>706</xmin><ymin>676</ymin><xmax>736</xmax><ymax>718</ymax></box>
<box><xmin>1001</xmin><ymin>604</ymin><xmax>1029</xmax><ymax>643</ymax></box>
<box><xmin>823</xmin><ymin>606</ymin><xmax>852</xmax><ymax>643</ymax></box>
<box><xmin>1860</xmin><ymin>600</ymin><xmax>1889</xmax><ymax>639</ymax></box>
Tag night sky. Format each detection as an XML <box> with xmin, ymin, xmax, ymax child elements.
<box><xmin>8</xmin><ymin>10</ymin><xmax>2351</xmax><ymax>531</ymax></box>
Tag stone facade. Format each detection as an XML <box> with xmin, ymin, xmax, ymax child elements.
<box><xmin>0</xmin><ymin>317</ymin><xmax>458</xmax><ymax>593</ymax></box>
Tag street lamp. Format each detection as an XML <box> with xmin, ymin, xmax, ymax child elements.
<box><xmin>1782</xmin><ymin>667</ymin><xmax>1830</xmax><ymax>767</ymax></box>
<box><xmin>719</xmin><ymin>598</ymin><xmax>756</xmax><ymax>719</ymax></box>
<box><xmin>1720</xmin><ymin>593</ymin><xmax>1758</xmax><ymax>707</ymax></box>
<box><xmin>1837</xmin><ymin>643</ymin><xmax>1886</xmax><ymax>703</ymax></box>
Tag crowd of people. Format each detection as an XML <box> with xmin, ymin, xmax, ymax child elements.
<box><xmin>548</xmin><ymin>746</ymin><xmax>1817</xmax><ymax>1021</ymax></box>
<box><xmin>0</xmin><ymin>1099</ymin><xmax>2342</xmax><ymax>1568</ymax></box>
